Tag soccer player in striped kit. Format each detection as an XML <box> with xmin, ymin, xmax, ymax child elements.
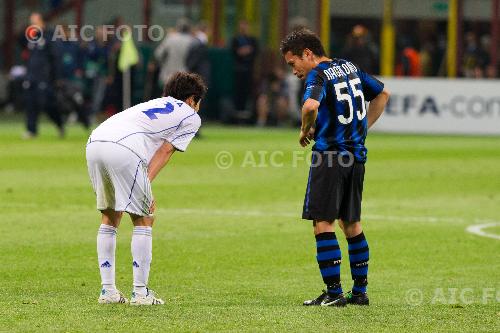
<box><xmin>281</xmin><ymin>30</ymin><xmax>390</xmax><ymax>306</ymax></box>
<box><xmin>86</xmin><ymin>72</ymin><xmax>207</xmax><ymax>305</ymax></box>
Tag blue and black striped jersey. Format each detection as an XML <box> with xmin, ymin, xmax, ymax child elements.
<box><xmin>303</xmin><ymin>59</ymin><xmax>384</xmax><ymax>163</ymax></box>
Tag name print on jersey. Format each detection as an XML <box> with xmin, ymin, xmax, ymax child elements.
<box><xmin>323</xmin><ymin>61</ymin><xmax>358</xmax><ymax>81</ymax></box>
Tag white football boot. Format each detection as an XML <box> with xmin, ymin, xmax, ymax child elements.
<box><xmin>130</xmin><ymin>288</ymin><xmax>165</xmax><ymax>305</ymax></box>
<box><xmin>98</xmin><ymin>289</ymin><xmax>129</xmax><ymax>304</ymax></box>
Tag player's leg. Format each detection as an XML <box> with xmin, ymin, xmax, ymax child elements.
<box><xmin>338</xmin><ymin>160</ymin><xmax>369</xmax><ymax>305</ymax></box>
<box><xmin>97</xmin><ymin>209</ymin><xmax>128</xmax><ymax>304</ymax></box>
<box><xmin>339</xmin><ymin>219</ymin><xmax>369</xmax><ymax>305</ymax></box>
<box><xmin>338</xmin><ymin>219</ymin><xmax>362</xmax><ymax>237</ymax></box>
<box><xmin>256</xmin><ymin>94</ymin><xmax>269</xmax><ymax>127</ymax></box>
<box><xmin>276</xmin><ymin>95</ymin><xmax>289</xmax><ymax>126</ymax></box>
<box><xmin>41</xmin><ymin>85</ymin><xmax>65</xmax><ymax>137</ymax></box>
<box><xmin>101</xmin><ymin>151</ymin><xmax>162</xmax><ymax>305</ymax></box>
<box><xmin>101</xmin><ymin>209</ymin><xmax>123</xmax><ymax>227</ymax></box>
<box><xmin>130</xmin><ymin>213</ymin><xmax>153</xmax><ymax>297</ymax></box>
<box><xmin>303</xmin><ymin>220</ymin><xmax>346</xmax><ymax>306</ymax></box>
<box><xmin>87</xmin><ymin>142</ymin><xmax>130</xmax><ymax>303</ymax></box>
<box><xmin>129</xmin><ymin>213</ymin><xmax>164</xmax><ymax>305</ymax></box>
<box><xmin>302</xmin><ymin>152</ymin><xmax>347</xmax><ymax>306</ymax></box>
<box><xmin>23</xmin><ymin>83</ymin><xmax>39</xmax><ymax>138</ymax></box>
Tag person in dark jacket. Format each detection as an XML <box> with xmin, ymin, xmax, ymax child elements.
<box><xmin>83</xmin><ymin>26</ymin><xmax>109</xmax><ymax>121</ymax></box>
<box><xmin>230</xmin><ymin>20</ymin><xmax>258</xmax><ymax>112</ymax></box>
<box><xmin>341</xmin><ymin>25</ymin><xmax>378</xmax><ymax>75</ymax></box>
<box><xmin>54</xmin><ymin>24</ymin><xmax>89</xmax><ymax>129</ymax></box>
<box><xmin>187</xmin><ymin>22</ymin><xmax>210</xmax><ymax>85</ymax></box>
<box><xmin>22</xmin><ymin>12</ymin><xmax>65</xmax><ymax>138</ymax></box>
<box><xmin>187</xmin><ymin>22</ymin><xmax>211</xmax><ymax>118</ymax></box>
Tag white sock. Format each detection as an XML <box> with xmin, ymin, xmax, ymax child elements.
<box><xmin>131</xmin><ymin>226</ymin><xmax>152</xmax><ymax>295</ymax></box>
<box><xmin>97</xmin><ymin>224</ymin><xmax>117</xmax><ymax>292</ymax></box>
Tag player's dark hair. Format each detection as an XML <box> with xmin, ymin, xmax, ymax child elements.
<box><xmin>162</xmin><ymin>71</ymin><xmax>207</xmax><ymax>103</ymax></box>
<box><xmin>280</xmin><ymin>29</ymin><xmax>326</xmax><ymax>57</ymax></box>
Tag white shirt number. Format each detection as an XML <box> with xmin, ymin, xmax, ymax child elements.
<box><xmin>334</xmin><ymin>78</ymin><xmax>367</xmax><ymax>125</ymax></box>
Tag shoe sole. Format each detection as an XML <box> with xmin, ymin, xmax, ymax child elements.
<box><xmin>98</xmin><ymin>299</ymin><xmax>128</xmax><ymax>304</ymax></box>
<box><xmin>347</xmin><ymin>297</ymin><xmax>369</xmax><ymax>306</ymax></box>
<box><xmin>303</xmin><ymin>302</ymin><xmax>322</xmax><ymax>306</ymax></box>
<box><xmin>98</xmin><ymin>294</ymin><xmax>128</xmax><ymax>304</ymax></box>
<box><xmin>129</xmin><ymin>301</ymin><xmax>165</xmax><ymax>306</ymax></box>
<box><xmin>347</xmin><ymin>301</ymin><xmax>369</xmax><ymax>306</ymax></box>
<box><xmin>320</xmin><ymin>300</ymin><xmax>347</xmax><ymax>307</ymax></box>
<box><xmin>130</xmin><ymin>301</ymin><xmax>164</xmax><ymax>306</ymax></box>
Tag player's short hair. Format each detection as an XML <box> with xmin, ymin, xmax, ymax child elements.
<box><xmin>280</xmin><ymin>29</ymin><xmax>326</xmax><ymax>57</ymax></box>
<box><xmin>162</xmin><ymin>72</ymin><xmax>207</xmax><ymax>103</ymax></box>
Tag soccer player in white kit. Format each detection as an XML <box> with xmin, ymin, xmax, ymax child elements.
<box><xmin>86</xmin><ymin>72</ymin><xmax>207</xmax><ymax>305</ymax></box>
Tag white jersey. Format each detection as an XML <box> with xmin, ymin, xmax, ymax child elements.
<box><xmin>89</xmin><ymin>97</ymin><xmax>201</xmax><ymax>163</ymax></box>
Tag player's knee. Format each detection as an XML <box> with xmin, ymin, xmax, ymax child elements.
<box><xmin>341</xmin><ymin>220</ymin><xmax>362</xmax><ymax>237</ymax></box>
<box><xmin>148</xmin><ymin>215</ymin><xmax>155</xmax><ymax>227</ymax></box>
<box><xmin>130</xmin><ymin>214</ymin><xmax>154</xmax><ymax>227</ymax></box>
<box><xmin>313</xmin><ymin>220</ymin><xmax>334</xmax><ymax>234</ymax></box>
<box><xmin>101</xmin><ymin>209</ymin><xmax>122</xmax><ymax>227</ymax></box>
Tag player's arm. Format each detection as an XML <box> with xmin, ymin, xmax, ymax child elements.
<box><xmin>300</xmin><ymin>70</ymin><xmax>324</xmax><ymax>147</ymax></box>
<box><xmin>148</xmin><ymin>141</ymin><xmax>176</xmax><ymax>182</ymax></box>
<box><xmin>300</xmin><ymin>98</ymin><xmax>319</xmax><ymax>147</ymax></box>
<box><xmin>358</xmin><ymin>67</ymin><xmax>389</xmax><ymax>129</ymax></box>
<box><xmin>367</xmin><ymin>88</ymin><xmax>390</xmax><ymax>129</ymax></box>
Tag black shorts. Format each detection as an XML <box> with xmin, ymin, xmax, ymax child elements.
<box><xmin>302</xmin><ymin>151</ymin><xmax>365</xmax><ymax>223</ymax></box>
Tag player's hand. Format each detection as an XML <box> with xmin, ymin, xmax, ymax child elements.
<box><xmin>299</xmin><ymin>128</ymin><xmax>315</xmax><ymax>147</ymax></box>
<box><xmin>299</xmin><ymin>130</ymin><xmax>311</xmax><ymax>147</ymax></box>
<box><xmin>149</xmin><ymin>199</ymin><xmax>156</xmax><ymax>215</ymax></box>
<box><xmin>307</xmin><ymin>127</ymin><xmax>315</xmax><ymax>140</ymax></box>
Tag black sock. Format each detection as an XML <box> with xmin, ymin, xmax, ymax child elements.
<box><xmin>315</xmin><ymin>232</ymin><xmax>343</xmax><ymax>296</ymax></box>
<box><xmin>347</xmin><ymin>232</ymin><xmax>369</xmax><ymax>294</ymax></box>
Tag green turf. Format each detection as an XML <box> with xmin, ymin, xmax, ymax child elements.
<box><xmin>0</xmin><ymin>121</ymin><xmax>499</xmax><ymax>332</ymax></box>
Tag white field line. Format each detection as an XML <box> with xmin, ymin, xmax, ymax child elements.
<box><xmin>465</xmin><ymin>222</ymin><xmax>500</xmax><ymax>241</ymax></box>
<box><xmin>159</xmin><ymin>208</ymin><xmax>500</xmax><ymax>241</ymax></box>
<box><xmin>160</xmin><ymin>208</ymin><xmax>460</xmax><ymax>224</ymax></box>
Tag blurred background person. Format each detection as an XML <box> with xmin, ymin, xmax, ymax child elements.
<box><xmin>101</xmin><ymin>16</ymin><xmax>124</xmax><ymax>117</ymax></box>
<box><xmin>187</xmin><ymin>21</ymin><xmax>211</xmax><ymax>114</ymax></box>
<box><xmin>395</xmin><ymin>37</ymin><xmax>422</xmax><ymax>77</ymax></box>
<box><xmin>419</xmin><ymin>40</ymin><xmax>436</xmax><ymax>77</ymax></box>
<box><xmin>186</xmin><ymin>21</ymin><xmax>210</xmax><ymax>137</ymax></box>
<box><xmin>462</xmin><ymin>32</ymin><xmax>489</xmax><ymax>78</ymax></box>
<box><xmin>255</xmin><ymin>66</ymin><xmax>290</xmax><ymax>127</ymax></box>
<box><xmin>230</xmin><ymin>20</ymin><xmax>258</xmax><ymax>114</ymax></box>
<box><xmin>21</xmin><ymin>12</ymin><xmax>64</xmax><ymax>139</ymax></box>
<box><xmin>187</xmin><ymin>21</ymin><xmax>210</xmax><ymax>84</ymax></box>
<box><xmin>155</xmin><ymin>18</ymin><xmax>194</xmax><ymax>87</ymax></box>
<box><xmin>475</xmin><ymin>35</ymin><xmax>492</xmax><ymax>78</ymax></box>
<box><xmin>341</xmin><ymin>25</ymin><xmax>378</xmax><ymax>74</ymax></box>
<box><xmin>485</xmin><ymin>63</ymin><xmax>498</xmax><ymax>78</ymax></box>
<box><xmin>54</xmin><ymin>24</ymin><xmax>89</xmax><ymax>129</ymax></box>
<box><xmin>83</xmin><ymin>26</ymin><xmax>109</xmax><ymax>123</ymax></box>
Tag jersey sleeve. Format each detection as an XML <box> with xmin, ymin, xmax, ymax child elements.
<box><xmin>167</xmin><ymin>114</ymin><xmax>201</xmax><ymax>152</ymax></box>
<box><xmin>302</xmin><ymin>70</ymin><xmax>325</xmax><ymax>103</ymax></box>
<box><xmin>358</xmin><ymin>69</ymin><xmax>384</xmax><ymax>102</ymax></box>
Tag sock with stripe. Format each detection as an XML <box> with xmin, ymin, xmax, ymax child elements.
<box><xmin>131</xmin><ymin>226</ymin><xmax>152</xmax><ymax>295</ymax></box>
<box><xmin>97</xmin><ymin>224</ymin><xmax>117</xmax><ymax>292</ymax></box>
<box><xmin>315</xmin><ymin>232</ymin><xmax>343</xmax><ymax>296</ymax></box>
<box><xmin>347</xmin><ymin>232</ymin><xmax>369</xmax><ymax>294</ymax></box>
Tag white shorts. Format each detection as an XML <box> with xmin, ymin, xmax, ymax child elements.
<box><xmin>86</xmin><ymin>141</ymin><xmax>153</xmax><ymax>216</ymax></box>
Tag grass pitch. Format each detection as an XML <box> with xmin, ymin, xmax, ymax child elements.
<box><xmin>0</xmin><ymin>121</ymin><xmax>499</xmax><ymax>332</ymax></box>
